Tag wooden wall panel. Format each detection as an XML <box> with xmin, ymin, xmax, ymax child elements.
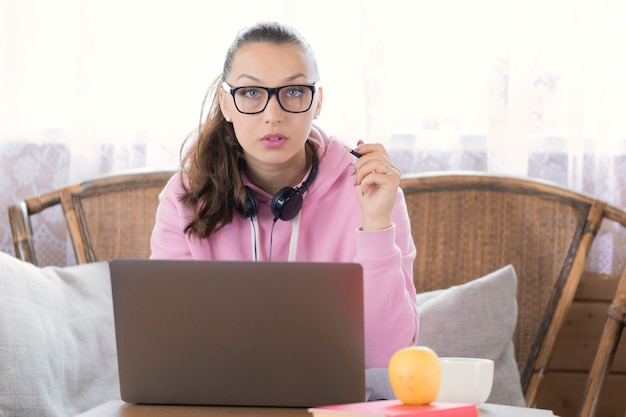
<box><xmin>533</xmin><ymin>272</ymin><xmax>626</xmax><ymax>417</ymax></box>
<box><xmin>535</xmin><ymin>373</ymin><xmax>626</xmax><ymax>417</ymax></box>
<box><xmin>549</xmin><ymin>302</ymin><xmax>626</xmax><ymax>372</ymax></box>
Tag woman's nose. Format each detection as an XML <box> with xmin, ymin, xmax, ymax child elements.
<box><xmin>262</xmin><ymin>94</ymin><xmax>284</xmax><ymax>122</ymax></box>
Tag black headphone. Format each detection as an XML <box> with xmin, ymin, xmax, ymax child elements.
<box><xmin>236</xmin><ymin>140</ymin><xmax>318</xmax><ymax>222</ymax></box>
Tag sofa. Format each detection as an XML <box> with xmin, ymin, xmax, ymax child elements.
<box><xmin>0</xmin><ymin>251</ymin><xmax>525</xmax><ymax>416</ymax></box>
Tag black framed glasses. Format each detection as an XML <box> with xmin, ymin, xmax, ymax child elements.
<box><xmin>222</xmin><ymin>82</ymin><xmax>318</xmax><ymax>114</ymax></box>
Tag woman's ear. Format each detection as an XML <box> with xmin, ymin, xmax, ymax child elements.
<box><xmin>313</xmin><ymin>86</ymin><xmax>323</xmax><ymax>119</ymax></box>
<box><xmin>219</xmin><ymin>89</ymin><xmax>232</xmax><ymax>122</ymax></box>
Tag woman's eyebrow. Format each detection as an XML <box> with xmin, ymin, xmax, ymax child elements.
<box><xmin>285</xmin><ymin>73</ymin><xmax>308</xmax><ymax>82</ymax></box>
<box><xmin>234</xmin><ymin>73</ymin><xmax>309</xmax><ymax>84</ymax></box>
<box><xmin>235</xmin><ymin>74</ymin><xmax>261</xmax><ymax>83</ymax></box>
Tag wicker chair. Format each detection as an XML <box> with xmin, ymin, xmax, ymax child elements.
<box><xmin>399</xmin><ymin>171</ymin><xmax>626</xmax><ymax>416</ymax></box>
<box><xmin>8</xmin><ymin>169</ymin><xmax>175</xmax><ymax>265</ymax></box>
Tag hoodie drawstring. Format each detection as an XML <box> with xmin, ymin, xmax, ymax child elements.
<box><xmin>250</xmin><ymin>216</ymin><xmax>260</xmax><ymax>261</ymax></box>
<box><xmin>287</xmin><ymin>212</ymin><xmax>301</xmax><ymax>262</ymax></box>
<box><xmin>248</xmin><ymin>210</ymin><xmax>302</xmax><ymax>262</ymax></box>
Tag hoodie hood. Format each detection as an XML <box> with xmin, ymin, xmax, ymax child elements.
<box><xmin>307</xmin><ymin>124</ymin><xmax>357</xmax><ymax>198</ymax></box>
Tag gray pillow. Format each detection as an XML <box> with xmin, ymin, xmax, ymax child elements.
<box><xmin>366</xmin><ymin>264</ymin><xmax>525</xmax><ymax>407</ymax></box>
<box><xmin>0</xmin><ymin>251</ymin><xmax>120</xmax><ymax>417</ymax></box>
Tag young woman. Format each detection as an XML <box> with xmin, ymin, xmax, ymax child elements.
<box><xmin>150</xmin><ymin>21</ymin><xmax>418</xmax><ymax>369</ymax></box>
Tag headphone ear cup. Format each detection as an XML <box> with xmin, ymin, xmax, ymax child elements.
<box><xmin>271</xmin><ymin>187</ymin><xmax>303</xmax><ymax>221</ymax></box>
<box><xmin>236</xmin><ymin>186</ymin><xmax>260</xmax><ymax>219</ymax></box>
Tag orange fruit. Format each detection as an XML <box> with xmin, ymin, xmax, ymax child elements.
<box><xmin>388</xmin><ymin>346</ymin><xmax>442</xmax><ymax>405</ymax></box>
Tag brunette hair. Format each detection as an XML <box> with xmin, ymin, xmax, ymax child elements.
<box><xmin>179</xmin><ymin>22</ymin><xmax>319</xmax><ymax>238</ymax></box>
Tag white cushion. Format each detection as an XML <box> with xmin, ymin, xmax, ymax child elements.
<box><xmin>0</xmin><ymin>251</ymin><xmax>120</xmax><ymax>417</ymax></box>
<box><xmin>366</xmin><ymin>265</ymin><xmax>525</xmax><ymax>406</ymax></box>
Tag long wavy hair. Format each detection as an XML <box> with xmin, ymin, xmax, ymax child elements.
<box><xmin>179</xmin><ymin>22</ymin><xmax>319</xmax><ymax>239</ymax></box>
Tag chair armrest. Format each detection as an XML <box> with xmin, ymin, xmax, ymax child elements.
<box><xmin>8</xmin><ymin>201</ymin><xmax>38</xmax><ymax>265</ymax></box>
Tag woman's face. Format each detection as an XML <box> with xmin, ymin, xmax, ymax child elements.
<box><xmin>219</xmin><ymin>42</ymin><xmax>322</xmax><ymax>168</ymax></box>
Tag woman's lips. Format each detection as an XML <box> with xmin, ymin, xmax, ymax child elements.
<box><xmin>261</xmin><ymin>134</ymin><xmax>287</xmax><ymax>148</ymax></box>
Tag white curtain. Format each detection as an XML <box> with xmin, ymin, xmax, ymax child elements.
<box><xmin>1</xmin><ymin>0</ymin><xmax>625</xmax><ymax>271</ymax></box>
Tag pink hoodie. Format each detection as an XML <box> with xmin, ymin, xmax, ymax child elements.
<box><xmin>150</xmin><ymin>125</ymin><xmax>419</xmax><ymax>368</ymax></box>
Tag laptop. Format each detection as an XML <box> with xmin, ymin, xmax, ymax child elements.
<box><xmin>109</xmin><ymin>259</ymin><xmax>365</xmax><ymax>408</ymax></box>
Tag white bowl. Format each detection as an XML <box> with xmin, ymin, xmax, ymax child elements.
<box><xmin>436</xmin><ymin>357</ymin><xmax>494</xmax><ymax>405</ymax></box>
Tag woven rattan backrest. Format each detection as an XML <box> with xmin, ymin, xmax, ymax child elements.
<box><xmin>8</xmin><ymin>170</ymin><xmax>174</xmax><ymax>265</ymax></box>
<box><xmin>400</xmin><ymin>172</ymin><xmax>606</xmax><ymax>406</ymax></box>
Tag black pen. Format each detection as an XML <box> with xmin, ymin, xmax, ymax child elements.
<box><xmin>345</xmin><ymin>146</ymin><xmax>363</xmax><ymax>158</ymax></box>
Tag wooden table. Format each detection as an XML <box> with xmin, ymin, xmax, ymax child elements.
<box><xmin>77</xmin><ymin>400</ymin><xmax>557</xmax><ymax>417</ymax></box>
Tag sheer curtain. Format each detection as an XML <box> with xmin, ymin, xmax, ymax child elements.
<box><xmin>1</xmin><ymin>0</ymin><xmax>625</xmax><ymax>270</ymax></box>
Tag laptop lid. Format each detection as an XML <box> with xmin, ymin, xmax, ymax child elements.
<box><xmin>109</xmin><ymin>259</ymin><xmax>365</xmax><ymax>407</ymax></box>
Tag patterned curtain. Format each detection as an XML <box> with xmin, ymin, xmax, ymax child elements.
<box><xmin>1</xmin><ymin>0</ymin><xmax>625</xmax><ymax>273</ymax></box>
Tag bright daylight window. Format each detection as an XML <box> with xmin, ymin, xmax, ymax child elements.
<box><xmin>1</xmin><ymin>0</ymin><xmax>625</xmax><ymax>270</ymax></box>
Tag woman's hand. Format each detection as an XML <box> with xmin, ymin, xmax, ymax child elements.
<box><xmin>351</xmin><ymin>141</ymin><xmax>401</xmax><ymax>231</ymax></box>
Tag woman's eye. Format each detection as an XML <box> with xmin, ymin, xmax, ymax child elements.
<box><xmin>243</xmin><ymin>89</ymin><xmax>261</xmax><ymax>98</ymax></box>
<box><xmin>235</xmin><ymin>88</ymin><xmax>262</xmax><ymax>99</ymax></box>
<box><xmin>286</xmin><ymin>87</ymin><xmax>303</xmax><ymax>97</ymax></box>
